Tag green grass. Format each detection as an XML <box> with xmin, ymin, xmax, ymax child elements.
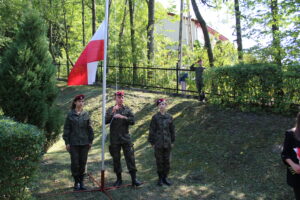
<box><xmin>33</xmin><ymin>83</ymin><xmax>295</xmax><ymax>200</ymax></box>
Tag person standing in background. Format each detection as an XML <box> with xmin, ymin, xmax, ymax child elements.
<box><xmin>190</xmin><ymin>59</ymin><xmax>206</xmax><ymax>101</ymax></box>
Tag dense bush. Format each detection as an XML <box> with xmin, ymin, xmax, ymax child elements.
<box><xmin>0</xmin><ymin>117</ymin><xmax>44</xmax><ymax>200</ymax></box>
<box><xmin>204</xmin><ymin>64</ymin><xmax>300</xmax><ymax>114</ymax></box>
<box><xmin>0</xmin><ymin>10</ymin><xmax>63</xmax><ymax>151</ymax></box>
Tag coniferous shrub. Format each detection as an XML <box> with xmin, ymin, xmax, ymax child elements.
<box><xmin>0</xmin><ymin>10</ymin><xmax>63</xmax><ymax>151</ymax></box>
<box><xmin>0</xmin><ymin>117</ymin><xmax>44</xmax><ymax>199</ymax></box>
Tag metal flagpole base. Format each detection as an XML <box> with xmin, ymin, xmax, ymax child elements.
<box><xmin>86</xmin><ymin>171</ymin><xmax>135</xmax><ymax>200</ymax></box>
<box><xmin>40</xmin><ymin>171</ymin><xmax>136</xmax><ymax>200</ymax></box>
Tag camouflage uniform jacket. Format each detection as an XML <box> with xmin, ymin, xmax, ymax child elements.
<box><xmin>148</xmin><ymin>112</ymin><xmax>175</xmax><ymax>148</ymax></box>
<box><xmin>105</xmin><ymin>105</ymin><xmax>135</xmax><ymax>144</ymax></box>
<box><xmin>63</xmin><ymin>110</ymin><xmax>94</xmax><ymax>145</ymax></box>
<box><xmin>190</xmin><ymin>64</ymin><xmax>205</xmax><ymax>84</ymax></box>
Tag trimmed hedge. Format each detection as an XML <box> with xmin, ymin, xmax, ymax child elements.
<box><xmin>204</xmin><ymin>64</ymin><xmax>300</xmax><ymax>114</ymax></box>
<box><xmin>0</xmin><ymin>117</ymin><xmax>44</xmax><ymax>199</ymax></box>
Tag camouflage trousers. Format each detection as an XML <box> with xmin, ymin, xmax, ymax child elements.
<box><xmin>154</xmin><ymin>146</ymin><xmax>172</xmax><ymax>176</ymax></box>
<box><xmin>196</xmin><ymin>79</ymin><xmax>204</xmax><ymax>93</ymax></box>
<box><xmin>109</xmin><ymin>143</ymin><xmax>137</xmax><ymax>174</ymax></box>
<box><xmin>70</xmin><ymin>145</ymin><xmax>90</xmax><ymax>177</ymax></box>
<box><xmin>195</xmin><ymin>79</ymin><xmax>205</xmax><ymax>100</ymax></box>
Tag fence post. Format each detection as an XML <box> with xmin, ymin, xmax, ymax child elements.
<box><xmin>176</xmin><ymin>62</ymin><xmax>179</xmax><ymax>94</ymax></box>
<box><xmin>57</xmin><ymin>62</ymin><xmax>60</xmax><ymax>79</ymax></box>
<box><xmin>66</xmin><ymin>60</ymin><xmax>70</xmax><ymax>77</ymax></box>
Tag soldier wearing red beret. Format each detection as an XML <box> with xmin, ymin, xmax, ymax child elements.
<box><xmin>63</xmin><ymin>94</ymin><xmax>94</xmax><ymax>191</ymax></box>
<box><xmin>149</xmin><ymin>98</ymin><xmax>175</xmax><ymax>186</ymax></box>
<box><xmin>105</xmin><ymin>91</ymin><xmax>142</xmax><ymax>187</ymax></box>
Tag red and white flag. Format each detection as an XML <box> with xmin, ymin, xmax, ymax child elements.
<box><xmin>68</xmin><ymin>21</ymin><xmax>106</xmax><ymax>85</ymax></box>
<box><xmin>294</xmin><ymin>148</ymin><xmax>300</xmax><ymax>163</ymax></box>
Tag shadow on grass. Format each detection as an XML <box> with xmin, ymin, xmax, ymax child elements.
<box><xmin>34</xmin><ymin>86</ymin><xmax>296</xmax><ymax>199</ymax></box>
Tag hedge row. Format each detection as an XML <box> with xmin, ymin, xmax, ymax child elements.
<box><xmin>204</xmin><ymin>64</ymin><xmax>300</xmax><ymax>114</ymax></box>
<box><xmin>0</xmin><ymin>117</ymin><xmax>44</xmax><ymax>199</ymax></box>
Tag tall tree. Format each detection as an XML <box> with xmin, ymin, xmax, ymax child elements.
<box><xmin>0</xmin><ymin>0</ymin><xmax>27</xmax><ymax>56</ymax></box>
<box><xmin>146</xmin><ymin>0</ymin><xmax>155</xmax><ymax>67</ymax></box>
<box><xmin>81</xmin><ymin>0</ymin><xmax>86</xmax><ymax>46</ymax></box>
<box><xmin>128</xmin><ymin>0</ymin><xmax>138</xmax><ymax>82</ymax></box>
<box><xmin>270</xmin><ymin>0</ymin><xmax>281</xmax><ymax>66</ymax></box>
<box><xmin>118</xmin><ymin>0</ymin><xmax>128</xmax><ymax>78</ymax></box>
<box><xmin>242</xmin><ymin>0</ymin><xmax>300</xmax><ymax>65</ymax></box>
<box><xmin>234</xmin><ymin>0</ymin><xmax>243</xmax><ymax>62</ymax></box>
<box><xmin>186</xmin><ymin>0</ymin><xmax>194</xmax><ymax>50</ymax></box>
<box><xmin>48</xmin><ymin>0</ymin><xmax>55</xmax><ymax>63</ymax></box>
<box><xmin>62</xmin><ymin>0</ymin><xmax>74</xmax><ymax>75</ymax></box>
<box><xmin>178</xmin><ymin>0</ymin><xmax>184</xmax><ymax>69</ymax></box>
<box><xmin>191</xmin><ymin>0</ymin><xmax>214</xmax><ymax>67</ymax></box>
<box><xmin>92</xmin><ymin>0</ymin><xmax>96</xmax><ymax>34</ymax></box>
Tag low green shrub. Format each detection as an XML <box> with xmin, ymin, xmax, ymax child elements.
<box><xmin>0</xmin><ymin>117</ymin><xmax>44</xmax><ymax>200</ymax></box>
<box><xmin>204</xmin><ymin>64</ymin><xmax>300</xmax><ymax>114</ymax></box>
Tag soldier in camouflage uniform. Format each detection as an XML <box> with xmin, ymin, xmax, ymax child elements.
<box><xmin>148</xmin><ymin>98</ymin><xmax>175</xmax><ymax>186</ymax></box>
<box><xmin>105</xmin><ymin>91</ymin><xmax>142</xmax><ymax>187</ymax></box>
<box><xmin>190</xmin><ymin>59</ymin><xmax>206</xmax><ymax>101</ymax></box>
<box><xmin>63</xmin><ymin>94</ymin><xmax>94</xmax><ymax>191</ymax></box>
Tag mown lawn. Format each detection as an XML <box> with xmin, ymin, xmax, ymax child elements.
<box><xmin>33</xmin><ymin>83</ymin><xmax>296</xmax><ymax>200</ymax></box>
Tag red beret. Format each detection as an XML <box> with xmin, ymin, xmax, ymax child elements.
<box><xmin>115</xmin><ymin>91</ymin><xmax>124</xmax><ymax>96</ymax></box>
<box><xmin>156</xmin><ymin>98</ymin><xmax>166</xmax><ymax>106</ymax></box>
<box><xmin>74</xmin><ymin>94</ymin><xmax>85</xmax><ymax>101</ymax></box>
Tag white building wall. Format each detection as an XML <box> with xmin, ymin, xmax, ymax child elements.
<box><xmin>156</xmin><ymin>18</ymin><xmax>208</xmax><ymax>47</ymax></box>
<box><xmin>156</xmin><ymin>17</ymin><xmax>222</xmax><ymax>48</ymax></box>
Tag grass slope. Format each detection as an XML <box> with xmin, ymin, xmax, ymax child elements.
<box><xmin>33</xmin><ymin>84</ymin><xmax>295</xmax><ymax>200</ymax></box>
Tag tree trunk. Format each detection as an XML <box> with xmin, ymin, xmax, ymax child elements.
<box><xmin>147</xmin><ymin>0</ymin><xmax>155</xmax><ymax>67</ymax></box>
<box><xmin>128</xmin><ymin>0</ymin><xmax>138</xmax><ymax>83</ymax></box>
<box><xmin>48</xmin><ymin>0</ymin><xmax>56</xmax><ymax>63</ymax></box>
<box><xmin>234</xmin><ymin>0</ymin><xmax>243</xmax><ymax>62</ymax></box>
<box><xmin>191</xmin><ymin>0</ymin><xmax>214</xmax><ymax>67</ymax></box>
<box><xmin>178</xmin><ymin>0</ymin><xmax>184</xmax><ymax>69</ymax></box>
<box><xmin>62</xmin><ymin>0</ymin><xmax>73</xmax><ymax>76</ymax></box>
<box><xmin>270</xmin><ymin>0</ymin><xmax>281</xmax><ymax>66</ymax></box>
<box><xmin>118</xmin><ymin>0</ymin><xmax>128</xmax><ymax>80</ymax></box>
<box><xmin>82</xmin><ymin>0</ymin><xmax>85</xmax><ymax>46</ymax></box>
<box><xmin>92</xmin><ymin>0</ymin><xmax>96</xmax><ymax>34</ymax></box>
<box><xmin>186</xmin><ymin>0</ymin><xmax>193</xmax><ymax>50</ymax></box>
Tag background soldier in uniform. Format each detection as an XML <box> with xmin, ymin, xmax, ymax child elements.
<box><xmin>105</xmin><ymin>91</ymin><xmax>142</xmax><ymax>187</ymax></box>
<box><xmin>190</xmin><ymin>59</ymin><xmax>206</xmax><ymax>101</ymax></box>
<box><xmin>63</xmin><ymin>94</ymin><xmax>94</xmax><ymax>191</ymax></box>
<box><xmin>149</xmin><ymin>98</ymin><xmax>175</xmax><ymax>186</ymax></box>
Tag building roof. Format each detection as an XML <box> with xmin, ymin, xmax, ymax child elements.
<box><xmin>167</xmin><ymin>12</ymin><xmax>229</xmax><ymax>41</ymax></box>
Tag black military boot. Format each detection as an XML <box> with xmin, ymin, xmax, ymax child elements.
<box><xmin>113</xmin><ymin>173</ymin><xmax>123</xmax><ymax>187</ymax></box>
<box><xmin>157</xmin><ymin>173</ymin><xmax>163</xmax><ymax>186</ymax></box>
<box><xmin>79</xmin><ymin>175</ymin><xmax>87</xmax><ymax>190</ymax></box>
<box><xmin>162</xmin><ymin>175</ymin><xmax>172</xmax><ymax>186</ymax></box>
<box><xmin>130</xmin><ymin>171</ymin><xmax>142</xmax><ymax>187</ymax></box>
<box><xmin>199</xmin><ymin>92</ymin><xmax>205</xmax><ymax>102</ymax></box>
<box><xmin>73</xmin><ymin>176</ymin><xmax>80</xmax><ymax>191</ymax></box>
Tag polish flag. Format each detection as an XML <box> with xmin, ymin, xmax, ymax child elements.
<box><xmin>68</xmin><ymin>21</ymin><xmax>106</xmax><ymax>85</ymax></box>
<box><xmin>294</xmin><ymin>148</ymin><xmax>300</xmax><ymax>163</ymax></box>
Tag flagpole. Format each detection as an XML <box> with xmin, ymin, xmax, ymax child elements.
<box><xmin>101</xmin><ymin>0</ymin><xmax>109</xmax><ymax>190</ymax></box>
